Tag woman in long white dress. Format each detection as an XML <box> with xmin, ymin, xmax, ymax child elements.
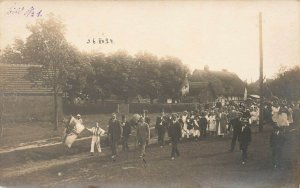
<box><xmin>208</xmin><ymin>111</ymin><xmax>217</xmax><ymax>136</ymax></box>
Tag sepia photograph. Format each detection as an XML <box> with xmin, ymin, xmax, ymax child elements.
<box><xmin>0</xmin><ymin>0</ymin><xmax>299</xmax><ymax>187</ymax></box>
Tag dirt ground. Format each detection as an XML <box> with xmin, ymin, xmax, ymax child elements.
<box><xmin>0</xmin><ymin>113</ymin><xmax>160</xmax><ymax>147</ymax></box>
<box><xmin>1</xmin><ymin>124</ymin><xmax>299</xmax><ymax>188</ymax></box>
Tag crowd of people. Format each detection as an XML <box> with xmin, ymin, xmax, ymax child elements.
<box><xmin>64</xmin><ymin>99</ymin><xmax>299</xmax><ymax>167</ymax></box>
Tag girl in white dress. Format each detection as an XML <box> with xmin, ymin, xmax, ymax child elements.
<box><xmin>208</xmin><ymin>111</ymin><xmax>217</xmax><ymax>136</ymax></box>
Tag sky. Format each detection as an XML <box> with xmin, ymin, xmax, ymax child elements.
<box><xmin>0</xmin><ymin>0</ymin><xmax>299</xmax><ymax>82</ymax></box>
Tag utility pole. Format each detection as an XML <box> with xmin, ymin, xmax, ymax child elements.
<box><xmin>259</xmin><ymin>12</ymin><xmax>264</xmax><ymax>132</ymax></box>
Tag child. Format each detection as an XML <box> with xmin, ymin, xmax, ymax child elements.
<box><xmin>86</xmin><ymin>122</ymin><xmax>105</xmax><ymax>156</ymax></box>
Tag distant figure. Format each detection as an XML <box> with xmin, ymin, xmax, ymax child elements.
<box><xmin>230</xmin><ymin>112</ymin><xmax>242</xmax><ymax>152</ymax></box>
<box><xmin>239</xmin><ymin>118</ymin><xmax>252</xmax><ymax>165</ymax></box>
<box><xmin>108</xmin><ymin>113</ymin><xmax>122</xmax><ymax>160</ymax></box>
<box><xmin>155</xmin><ymin>112</ymin><xmax>167</xmax><ymax>147</ymax></box>
<box><xmin>86</xmin><ymin>122</ymin><xmax>105</xmax><ymax>156</ymax></box>
<box><xmin>270</xmin><ymin>126</ymin><xmax>286</xmax><ymax>169</ymax></box>
<box><xmin>136</xmin><ymin>117</ymin><xmax>150</xmax><ymax>158</ymax></box>
<box><xmin>217</xmin><ymin>109</ymin><xmax>228</xmax><ymax>137</ymax></box>
<box><xmin>121</xmin><ymin>115</ymin><xmax>131</xmax><ymax>151</ymax></box>
<box><xmin>76</xmin><ymin>114</ymin><xmax>83</xmax><ymax>124</ymax></box>
<box><xmin>277</xmin><ymin>107</ymin><xmax>289</xmax><ymax>127</ymax></box>
<box><xmin>144</xmin><ymin>110</ymin><xmax>151</xmax><ymax>125</ymax></box>
<box><xmin>199</xmin><ymin>112</ymin><xmax>208</xmax><ymax>138</ymax></box>
<box><xmin>169</xmin><ymin>113</ymin><xmax>182</xmax><ymax>160</ymax></box>
<box><xmin>181</xmin><ymin>111</ymin><xmax>190</xmax><ymax>139</ymax></box>
<box><xmin>208</xmin><ymin>111</ymin><xmax>217</xmax><ymax>136</ymax></box>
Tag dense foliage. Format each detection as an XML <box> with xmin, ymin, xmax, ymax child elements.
<box><xmin>0</xmin><ymin>15</ymin><xmax>189</xmax><ymax>104</ymax></box>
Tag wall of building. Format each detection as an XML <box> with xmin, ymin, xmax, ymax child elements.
<box><xmin>0</xmin><ymin>94</ymin><xmax>63</xmax><ymax>122</ymax></box>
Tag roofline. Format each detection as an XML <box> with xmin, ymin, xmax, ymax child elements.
<box><xmin>0</xmin><ymin>63</ymin><xmax>41</xmax><ymax>67</ymax></box>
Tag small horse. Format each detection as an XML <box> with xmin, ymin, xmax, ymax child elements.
<box><xmin>63</xmin><ymin>116</ymin><xmax>85</xmax><ymax>148</ymax></box>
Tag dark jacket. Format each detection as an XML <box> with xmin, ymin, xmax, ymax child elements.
<box><xmin>122</xmin><ymin>121</ymin><xmax>131</xmax><ymax>138</ymax></box>
<box><xmin>199</xmin><ymin>117</ymin><xmax>208</xmax><ymax>130</ymax></box>
<box><xmin>145</xmin><ymin>116</ymin><xmax>151</xmax><ymax>125</ymax></box>
<box><xmin>270</xmin><ymin>130</ymin><xmax>285</xmax><ymax>149</ymax></box>
<box><xmin>238</xmin><ymin>125</ymin><xmax>251</xmax><ymax>145</ymax></box>
<box><xmin>155</xmin><ymin>116</ymin><xmax>167</xmax><ymax>133</ymax></box>
<box><xmin>169</xmin><ymin>120</ymin><xmax>182</xmax><ymax>142</ymax></box>
<box><xmin>136</xmin><ymin>122</ymin><xmax>150</xmax><ymax>142</ymax></box>
<box><xmin>231</xmin><ymin>118</ymin><xmax>242</xmax><ymax>135</ymax></box>
<box><xmin>108</xmin><ymin>118</ymin><xmax>122</xmax><ymax>142</ymax></box>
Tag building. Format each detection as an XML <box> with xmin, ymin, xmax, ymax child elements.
<box><xmin>183</xmin><ymin>66</ymin><xmax>245</xmax><ymax>104</ymax></box>
<box><xmin>0</xmin><ymin>63</ymin><xmax>63</xmax><ymax>122</ymax></box>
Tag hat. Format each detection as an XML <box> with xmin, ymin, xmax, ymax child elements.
<box><xmin>76</xmin><ymin>114</ymin><xmax>81</xmax><ymax>117</ymax></box>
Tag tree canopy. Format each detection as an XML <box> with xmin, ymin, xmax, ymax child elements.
<box><xmin>0</xmin><ymin>16</ymin><xmax>189</xmax><ymax>104</ymax></box>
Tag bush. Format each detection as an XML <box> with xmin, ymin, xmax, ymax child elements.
<box><xmin>63</xmin><ymin>103</ymin><xmax>118</xmax><ymax>115</ymax></box>
<box><xmin>129</xmin><ymin>103</ymin><xmax>199</xmax><ymax>114</ymax></box>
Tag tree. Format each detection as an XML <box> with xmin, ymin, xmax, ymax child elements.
<box><xmin>25</xmin><ymin>14</ymin><xmax>78</xmax><ymax>130</ymax></box>
<box><xmin>0</xmin><ymin>38</ymin><xmax>26</xmax><ymax>64</ymax></box>
<box><xmin>269</xmin><ymin>65</ymin><xmax>300</xmax><ymax>101</ymax></box>
<box><xmin>159</xmin><ymin>57</ymin><xmax>189</xmax><ymax>103</ymax></box>
<box><xmin>104</xmin><ymin>51</ymin><xmax>138</xmax><ymax>103</ymax></box>
<box><xmin>84</xmin><ymin>52</ymin><xmax>110</xmax><ymax>103</ymax></box>
<box><xmin>135</xmin><ymin>52</ymin><xmax>161</xmax><ymax>103</ymax></box>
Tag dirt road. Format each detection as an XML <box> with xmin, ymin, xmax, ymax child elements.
<box><xmin>1</xmin><ymin>126</ymin><xmax>299</xmax><ymax>188</ymax></box>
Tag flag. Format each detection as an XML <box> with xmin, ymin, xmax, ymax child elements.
<box><xmin>244</xmin><ymin>87</ymin><xmax>247</xmax><ymax>101</ymax></box>
<box><xmin>63</xmin><ymin>116</ymin><xmax>85</xmax><ymax>148</ymax></box>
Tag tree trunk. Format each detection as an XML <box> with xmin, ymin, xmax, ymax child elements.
<box><xmin>53</xmin><ymin>87</ymin><xmax>59</xmax><ymax>130</ymax></box>
<box><xmin>0</xmin><ymin>93</ymin><xmax>4</xmax><ymax>138</ymax></box>
<box><xmin>0</xmin><ymin>114</ymin><xmax>3</xmax><ymax>138</ymax></box>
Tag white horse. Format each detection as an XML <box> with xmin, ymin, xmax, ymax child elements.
<box><xmin>63</xmin><ymin>116</ymin><xmax>85</xmax><ymax>148</ymax></box>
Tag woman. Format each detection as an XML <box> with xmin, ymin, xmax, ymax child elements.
<box><xmin>217</xmin><ymin>109</ymin><xmax>228</xmax><ymax>137</ymax></box>
<box><xmin>208</xmin><ymin>111</ymin><xmax>217</xmax><ymax>136</ymax></box>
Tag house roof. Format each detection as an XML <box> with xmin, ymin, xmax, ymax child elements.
<box><xmin>0</xmin><ymin>63</ymin><xmax>53</xmax><ymax>94</ymax></box>
<box><xmin>189</xmin><ymin>69</ymin><xmax>245</xmax><ymax>96</ymax></box>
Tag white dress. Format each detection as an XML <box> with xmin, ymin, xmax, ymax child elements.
<box><xmin>208</xmin><ymin>115</ymin><xmax>216</xmax><ymax>131</ymax></box>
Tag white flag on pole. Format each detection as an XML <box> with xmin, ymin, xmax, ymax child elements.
<box><xmin>244</xmin><ymin>87</ymin><xmax>247</xmax><ymax>101</ymax></box>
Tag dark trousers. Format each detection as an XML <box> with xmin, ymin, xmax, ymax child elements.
<box><xmin>171</xmin><ymin>140</ymin><xmax>180</xmax><ymax>157</ymax></box>
<box><xmin>158</xmin><ymin>130</ymin><xmax>165</xmax><ymax>146</ymax></box>
<box><xmin>111</xmin><ymin>140</ymin><xmax>117</xmax><ymax>156</ymax></box>
<box><xmin>272</xmin><ymin>147</ymin><xmax>283</xmax><ymax>167</ymax></box>
<box><xmin>201</xmin><ymin>128</ymin><xmax>207</xmax><ymax>137</ymax></box>
<box><xmin>240</xmin><ymin>143</ymin><xmax>248</xmax><ymax>162</ymax></box>
<box><xmin>230</xmin><ymin>133</ymin><xmax>239</xmax><ymax>152</ymax></box>
<box><xmin>122</xmin><ymin>136</ymin><xmax>129</xmax><ymax>151</ymax></box>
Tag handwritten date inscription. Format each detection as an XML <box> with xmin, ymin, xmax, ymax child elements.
<box><xmin>87</xmin><ymin>38</ymin><xmax>114</xmax><ymax>44</ymax></box>
<box><xmin>7</xmin><ymin>4</ymin><xmax>43</xmax><ymax>17</ymax></box>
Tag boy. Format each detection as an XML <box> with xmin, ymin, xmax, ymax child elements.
<box><xmin>86</xmin><ymin>122</ymin><xmax>105</xmax><ymax>156</ymax></box>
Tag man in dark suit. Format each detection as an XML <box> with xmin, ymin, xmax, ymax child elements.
<box><xmin>121</xmin><ymin>114</ymin><xmax>131</xmax><ymax>151</ymax></box>
<box><xmin>230</xmin><ymin>111</ymin><xmax>242</xmax><ymax>152</ymax></box>
<box><xmin>238</xmin><ymin>118</ymin><xmax>251</xmax><ymax>164</ymax></box>
<box><xmin>169</xmin><ymin>113</ymin><xmax>182</xmax><ymax>160</ymax></box>
<box><xmin>155</xmin><ymin>112</ymin><xmax>167</xmax><ymax>147</ymax></box>
<box><xmin>270</xmin><ymin>126</ymin><xmax>286</xmax><ymax>169</ymax></box>
<box><xmin>198</xmin><ymin>111</ymin><xmax>208</xmax><ymax>138</ymax></box>
<box><xmin>108</xmin><ymin>113</ymin><xmax>122</xmax><ymax>160</ymax></box>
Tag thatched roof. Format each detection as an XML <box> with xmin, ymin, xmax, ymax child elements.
<box><xmin>0</xmin><ymin>63</ymin><xmax>53</xmax><ymax>95</ymax></box>
<box><xmin>189</xmin><ymin>69</ymin><xmax>245</xmax><ymax>96</ymax></box>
